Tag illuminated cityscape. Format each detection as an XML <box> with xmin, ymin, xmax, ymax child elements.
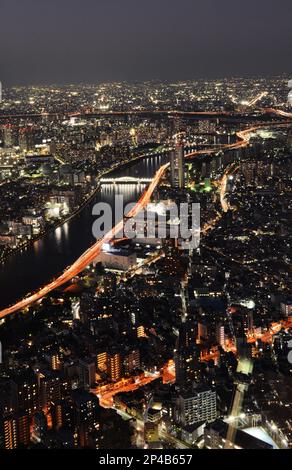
<box><xmin>0</xmin><ymin>0</ymin><xmax>292</xmax><ymax>458</ymax></box>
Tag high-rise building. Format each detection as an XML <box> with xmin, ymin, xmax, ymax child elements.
<box><xmin>32</xmin><ymin>411</ymin><xmax>48</xmax><ymax>444</ymax></box>
<box><xmin>18</xmin><ymin>129</ymin><xmax>28</xmax><ymax>152</ymax></box>
<box><xmin>0</xmin><ymin>412</ymin><xmax>30</xmax><ymax>449</ymax></box>
<box><xmin>280</xmin><ymin>298</ymin><xmax>292</xmax><ymax>317</ymax></box>
<box><xmin>175</xmin><ymin>385</ymin><xmax>217</xmax><ymax>428</ymax></box>
<box><xmin>38</xmin><ymin>371</ymin><xmax>71</xmax><ymax>412</ymax></box>
<box><xmin>197</xmin><ymin>320</ymin><xmax>209</xmax><ymax>343</ymax></box>
<box><xmin>45</xmin><ymin>352</ymin><xmax>61</xmax><ymax>371</ymax></box>
<box><xmin>174</xmin><ymin>321</ymin><xmax>200</xmax><ymax>385</ymax></box>
<box><xmin>78</xmin><ymin>358</ymin><xmax>96</xmax><ymax>390</ymax></box>
<box><xmin>51</xmin><ymin>398</ymin><xmax>74</xmax><ymax>432</ymax></box>
<box><xmin>10</xmin><ymin>372</ymin><xmax>38</xmax><ymax>417</ymax></box>
<box><xmin>233</xmin><ymin>309</ymin><xmax>253</xmax><ymax>335</ymax></box>
<box><xmin>3</xmin><ymin>125</ymin><xmax>14</xmax><ymax>148</ymax></box>
<box><xmin>170</xmin><ymin>143</ymin><xmax>185</xmax><ymax>189</ymax></box>
<box><xmin>241</xmin><ymin>161</ymin><xmax>272</xmax><ymax>186</ymax></box>
<box><xmin>137</xmin><ymin>325</ymin><xmax>146</xmax><ymax>338</ymax></box>
<box><xmin>72</xmin><ymin>300</ymin><xmax>81</xmax><ymax>320</ymax></box>
<box><xmin>72</xmin><ymin>390</ymin><xmax>100</xmax><ymax>448</ymax></box>
<box><xmin>96</xmin><ymin>350</ymin><xmax>108</xmax><ymax>372</ymax></box>
<box><xmin>124</xmin><ymin>349</ymin><xmax>140</xmax><ymax>374</ymax></box>
<box><xmin>108</xmin><ymin>352</ymin><xmax>122</xmax><ymax>382</ymax></box>
<box><xmin>216</xmin><ymin>323</ymin><xmax>225</xmax><ymax>347</ymax></box>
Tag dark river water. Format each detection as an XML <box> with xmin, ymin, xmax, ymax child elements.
<box><xmin>0</xmin><ymin>153</ymin><xmax>168</xmax><ymax>309</ymax></box>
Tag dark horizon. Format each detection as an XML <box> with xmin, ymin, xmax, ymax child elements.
<box><xmin>1</xmin><ymin>0</ymin><xmax>292</xmax><ymax>86</ymax></box>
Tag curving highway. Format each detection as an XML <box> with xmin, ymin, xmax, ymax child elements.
<box><xmin>0</xmin><ymin>163</ymin><xmax>169</xmax><ymax>319</ymax></box>
<box><xmin>0</xmin><ymin>110</ymin><xmax>292</xmax><ymax>318</ymax></box>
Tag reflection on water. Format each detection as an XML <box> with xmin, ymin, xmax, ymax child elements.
<box><xmin>54</xmin><ymin>223</ymin><xmax>69</xmax><ymax>249</ymax></box>
<box><xmin>0</xmin><ymin>154</ymin><xmax>167</xmax><ymax>309</ymax></box>
<box><xmin>55</xmin><ymin>226</ymin><xmax>62</xmax><ymax>244</ymax></box>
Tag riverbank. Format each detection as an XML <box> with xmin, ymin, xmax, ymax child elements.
<box><xmin>0</xmin><ymin>145</ymin><xmax>164</xmax><ymax>265</ymax></box>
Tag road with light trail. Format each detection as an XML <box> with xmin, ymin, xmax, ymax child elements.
<box><xmin>0</xmin><ymin>113</ymin><xmax>291</xmax><ymax>318</ymax></box>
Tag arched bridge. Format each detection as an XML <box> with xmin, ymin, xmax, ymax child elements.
<box><xmin>100</xmin><ymin>176</ymin><xmax>153</xmax><ymax>184</ymax></box>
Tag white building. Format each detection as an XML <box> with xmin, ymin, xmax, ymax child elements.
<box><xmin>281</xmin><ymin>299</ymin><xmax>292</xmax><ymax>317</ymax></box>
<box><xmin>175</xmin><ymin>385</ymin><xmax>217</xmax><ymax>427</ymax></box>
<box><xmin>94</xmin><ymin>248</ymin><xmax>137</xmax><ymax>271</ymax></box>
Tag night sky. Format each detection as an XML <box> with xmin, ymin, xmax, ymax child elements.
<box><xmin>1</xmin><ymin>0</ymin><xmax>291</xmax><ymax>85</ymax></box>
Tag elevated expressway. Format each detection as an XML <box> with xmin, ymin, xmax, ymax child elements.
<box><xmin>0</xmin><ymin>109</ymin><xmax>291</xmax><ymax>318</ymax></box>
<box><xmin>0</xmin><ymin>107</ymin><xmax>291</xmax><ymax>122</ymax></box>
<box><xmin>0</xmin><ymin>163</ymin><xmax>169</xmax><ymax>319</ymax></box>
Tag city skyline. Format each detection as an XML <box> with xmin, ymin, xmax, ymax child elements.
<box><xmin>0</xmin><ymin>0</ymin><xmax>292</xmax><ymax>456</ymax></box>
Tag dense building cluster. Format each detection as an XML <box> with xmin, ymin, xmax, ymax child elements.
<box><xmin>0</xmin><ymin>77</ymin><xmax>291</xmax><ymax>449</ymax></box>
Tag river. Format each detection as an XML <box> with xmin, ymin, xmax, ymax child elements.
<box><xmin>0</xmin><ymin>153</ymin><xmax>168</xmax><ymax>309</ymax></box>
